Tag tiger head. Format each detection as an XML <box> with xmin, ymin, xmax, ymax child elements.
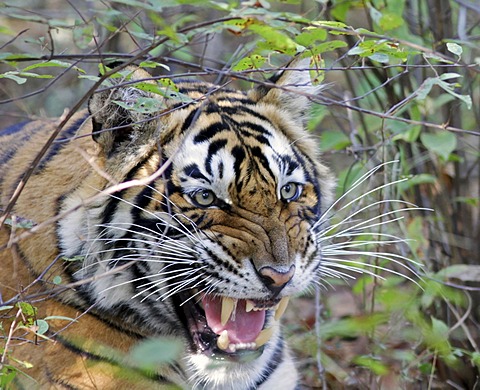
<box><xmin>57</xmin><ymin>58</ymin><xmax>335</xmax><ymax>387</ymax></box>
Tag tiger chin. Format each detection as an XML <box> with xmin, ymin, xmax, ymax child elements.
<box><xmin>0</xmin><ymin>57</ymin><xmax>335</xmax><ymax>389</ymax></box>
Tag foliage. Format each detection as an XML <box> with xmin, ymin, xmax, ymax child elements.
<box><xmin>0</xmin><ymin>0</ymin><xmax>479</xmax><ymax>388</ymax></box>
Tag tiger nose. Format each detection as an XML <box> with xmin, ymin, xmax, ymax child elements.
<box><xmin>258</xmin><ymin>265</ymin><xmax>295</xmax><ymax>296</ymax></box>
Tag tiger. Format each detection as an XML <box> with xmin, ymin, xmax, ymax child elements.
<box><xmin>0</xmin><ymin>57</ymin><xmax>335</xmax><ymax>389</ymax></box>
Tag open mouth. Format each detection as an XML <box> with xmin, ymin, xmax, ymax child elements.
<box><xmin>175</xmin><ymin>291</ymin><xmax>290</xmax><ymax>361</ymax></box>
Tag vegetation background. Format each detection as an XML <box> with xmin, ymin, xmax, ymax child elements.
<box><xmin>0</xmin><ymin>0</ymin><xmax>478</xmax><ymax>388</ymax></box>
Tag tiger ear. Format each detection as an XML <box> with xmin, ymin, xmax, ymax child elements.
<box><xmin>248</xmin><ymin>57</ymin><xmax>322</xmax><ymax>120</ymax></box>
<box><xmin>88</xmin><ymin>66</ymin><xmax>160</xmax><ymax>155</ymax></box>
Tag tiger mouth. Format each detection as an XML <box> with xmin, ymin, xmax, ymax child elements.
<box><xmin>175</xmin><ymin>291</ymin><xmax>290</xmax><ymax>361</ymax></box>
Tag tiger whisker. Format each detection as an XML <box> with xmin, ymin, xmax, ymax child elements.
<box><xmin>98</xmin><ymin>266</ymin><xmax>198</xmax><ymax>295</ymax></box>
<box><xmin>316</xmin><ymin>266</ymin><xmax>357</xmax><ymax>281</ymax></box>
<box><xmin>154</xmin><ymin>274</ymin><xmax>208</xmax><ymax>302</ymax></box>
<box><xmin>320</xmin><ymin>257</ymin><xmax>420</xmax><ymax>285</ymax></box>
<box><xmin>316</xmin><ymin>203</ymin><xmax>430</xmax><ymax>241</ymax></box>
<box><xmin>136</xmin><ymin>266</ymin><xmax>206</xmax><ymax>290</ymax></box>
<box><xmin>178</xmin><ymin>280</ymin><xmax>219</xmax><ymax>306</ymax></box>
<box><xmin>325</xmin><ymin>251</ymin><xmax>419</xmax><ymax>284</ymax></box>
<box><xmin>315</xmin><ymin>160</ymin><xmax>402</xmax><ymax>228</ymax></box>
<box><xmin>315</xmin><ymin>199</ymin><xmax>415</xmax><ymax>237</ymax></box>
<box><xmin>324</xmin><ymin>238</ymin><xmax>411</xmax><ymax>250</ymax></box>
<box><xmin>322</xmin><ymin>248</ymin><xmax>422</xmax><ymax>270</ymax></box>
<box><xmin>99</xmin><ymin>193</ymin><xmax>203</xmax><ymax>244</ymax></box>
<box><xmin>319</xmin><ymin>260</ymin><xmax>387</xmax><ymax>280</ymax></box>
<box><xmin>79</xmin><ymin>250</ymin><xmax>196</xmax><ymax>273</ymax></box>
<box><xmin>136</xmin><ymin>272</ymin><xmax>205</xmax><ymax>302</ymax></box>
<box><xmin>165</xmin><ymin>277</ymin><xmax>220</xmax><ymax>305</ymax></box>
<box><xmin>96</xmin><ymin>223</ymin><xmax>202</xmax><ymax>252</ymax></box>
<box><xmin>310</xmin><ymin>278</ymin><xmax>335</xmax><ymax>291</ymax></box>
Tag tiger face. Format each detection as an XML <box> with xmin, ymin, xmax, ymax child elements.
<box><xmin>0</xmin><ymin>59</ymin><xmax>334</xmax><ymax>389</ymax></box>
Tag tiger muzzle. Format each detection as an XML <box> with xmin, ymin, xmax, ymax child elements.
<box><xmin>257</xmin><ymin>264</ymin><xmax>296</xmax><ymax>296</ymax></box>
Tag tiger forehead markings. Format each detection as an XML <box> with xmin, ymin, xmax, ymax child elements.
<box><xmin>0</xmin><ymin>58</ymin><xmax>335</xmax><ymax>389</ymax></box>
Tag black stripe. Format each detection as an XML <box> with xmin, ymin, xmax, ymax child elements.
<box><xmin>193</xmin><ymin>122</ymin><xmax>226</xmax><ymax>144</ymax></box>
<box><xmin>36</xmin><ymin>114</ymin><xmax>88</xmax><ymax>171</ymax></box>
<box><xmin>0</xmin><ymin>122</ymin><xmax>38</xmax><ymax>167</ymax></box>
<box><xmin>99</xmin><ymin>149</ymin><xmax>156</xmax><ymax>229</ymax></box>
<box><xmin>239</xmin><ymin>121</ymin><xmax>272</xmax><ymax>136</ymax></box>
<box><xmin>181</xmin><ymin>108</ymin><xmax>200</xmax><ymax>133</ymax></box>
<box><xmin>0</xmin><ymin>120</ymin><xmax>29</xmax><ymax>136</ymax></box>
<box><xmin>204</xmin><ymin>103</ymin><xmax>272</xmax><ymax>124</ymax></box>
<box><xmin>251</xmin><ymin>146</ymin><xmax>274</xmax><ymax>181</ymax></box>
<box><xmin>279</xmin><ymin>155</ymin><xmax>299</xmax><ymax>176</ymax></box>
<box><xmin>231</xmin><ymin>145</ymin><xmax>246</xmax><ymax>194</ymax></box>
<box><xmin>205</xmin><ymin>139</ymin><xmax>228</xmax><ymax>175</ymax></box>
<box><xmin>52</xmin><ymin>333</ymin><xmax>170</xmax><ymax>383</ymax></box>
<box><xmin>250</xmin><ymin>336</ymin><xmax>286</xmax><ymax>389</ymax></box>
<box><xmin>182</xmin><ymin>163</ymin><xmax>210</xmax><ymax>182</ymax></box>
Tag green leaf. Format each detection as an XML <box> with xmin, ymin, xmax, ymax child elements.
<box><xmin>23</xmin><ymin>60</ymin><xmax>85</xmax><ymax>74</ymax></box>
<box><xmin>73</xmin><ymin>24</ymin><xmax>95</xmax><ymax>50</ymax></box>
<box><xmin>353</xmin><ymin>355</ymin><xmax>389</xmax><ymax>375</ymax></box>
<box><xmin>416</xmin><ymin>75</ymin><xmax>472</xmax><ymax>109</ymax></box>
<box><xmin>248</xmin><ymin>24</ymin><xmax>297</xmax><ymax>54</ymax></box>
<box><xmin>311</xmin><ymin>20</ymin><xmax>349</xmax><ymax>35</ymax></box>
<box><xmin>472</xmin><ymin>352</ymin><xmax>480</xmax><ymax>367</ymax></box>
<box><xmin>348</xmin><ymin>40</ymin><xmax>409</xmax><ymax>63</ymax></box>
<box><xmin>306</xmin><ymin>40</ymin><xmax>347</xmax><ymax>56</ymax></box>
<box><xmin>378</xmin><ymin>12</ymin><xmax>404</xmax><ymax>30</ymax></box>
<box><xmin>0</xmin><ymin>72</ymin><xmax>27</xmax><ymax>84</ymax></box>
<box><xmin>53</xmin><ymin>275</ymin><xmax>62</xmax><ymax>284</ymax></box>
<box><xmin>115</xmin><ymin>98</ymin><xmax>166</xmax><ymax>114</ymax></box>
<box><xmin>404</xmin><ymin>216</ymin><xmax>428</xmax><ymax>254</ymax></box>
<box><xmin>34</xmin><ymin>319</ymin><xmax>49</xmax><ymax>335</ymax></box>
<box><xmin>320</xmin><ymin>130</ymin><xmax>351</xmax><ymax>151</ymax></box>
<box><xmin>392</xmin><ymin>123</ymin><xmax>421</xmax><ymax>143</ymax></box>
<box><xmin>295</xmin><ymin>28</ymin><xmax>327</xmax><ymax>47</ymax></box>
<box><xmin>62</xmin><ymin>255</ymin><xmax>85</xmax><ymax>262</ymax></box>
<box><xmin>128</xmin><ymin>338</ymin><xmax>182</xmax><ymax>369</ymax></box>
<box><xmin>3</xmin><ymin>215</ymin><xmax>36</xmax><ymax>229</ymax></box>
<box><xmin>435</xmin><ymin>265</ymin><xmax>480</xmax><ymax>282</ymax></box>
<box><xmin>0</xmin><ymin>367</ymin><xmax>17</xmax><ymax>388</ymax></box>
<box><xmin>420</xmin><ymin>130</ymin><xmax>457</xmax><ymax>160</ymax></box>
<box><xmin>16</xmin><ymin>302</ymin><xmax>37</xmax><ymax>326</ymax></box>
<box><xmin>398</xmin><ymin>173</ymin><xmax>437</xmax><ymax>192</ymax></box>
<box><xmin>78</xmin><ymin>74</ymin><xmax>100</xmax><ymax>82</ymax></box>
<box><xmin>232</xmin><ymin>55</ymin><xmax>266</xmax><ymax>71</ymax></box>
<box><xmin>139</xmin><ymin>61</ymin><xmax>170</xmax><ymax>71</ymax></box>
<box><xmin>446</xmin><ymin>42</ymin><xmax>462</xmax><ymax>58</ymax></box>
<box><xmin>454</xmin><ymin>196</ymin><xmax>479</xmax><ymax>207</ymax></box>
<box><xmin>43</xmin><ymin>315</ymin><xmax>77</xmax><ymax>322</ymax></box>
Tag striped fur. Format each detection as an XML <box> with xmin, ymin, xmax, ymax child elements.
<box><xmin>0</xmin><ymin>60</ymin><xmax>334</xmax><ymax>389</ymax></box>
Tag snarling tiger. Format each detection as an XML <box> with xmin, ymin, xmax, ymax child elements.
<box><xmin>0</xmin><ymin>58</ymin><xmax>335</xmax><ymax>389</ymax></box>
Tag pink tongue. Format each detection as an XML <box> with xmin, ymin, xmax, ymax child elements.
<box><xmin>202</xmin><ymin>296</ymin><xmax>265</xmax><ymax>344</ymax></box>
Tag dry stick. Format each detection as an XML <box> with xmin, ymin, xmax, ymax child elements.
<box><xmin>446</xmin><ymin>292</ymin><xmax>479</xmax><ymax>353</ymax></box>
<box><xmin>0</xmin><ymin>308</ymin><xmax>23</xmax><ymax>364</ymax></box>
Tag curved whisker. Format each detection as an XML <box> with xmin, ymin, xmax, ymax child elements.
<box><xmin>315</xmin><ymin>160</ymin><xmax>401</xmax><ymax>227</ymax></box>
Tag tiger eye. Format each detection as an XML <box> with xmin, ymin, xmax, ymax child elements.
<box><xmin>193</xmin><ymin>189</ymin><xmax>216</xmax><ymax>207</ymax></box>
<box><xmin>280</xmin><ymin>183</ymin><xmax>302</xmax><ymax>202</ymax></box>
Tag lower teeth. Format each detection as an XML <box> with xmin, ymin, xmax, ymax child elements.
<box><xmin>216</xmin><ymin>327</ymin><xmax>274</xmax><ymax>352</ymax></box>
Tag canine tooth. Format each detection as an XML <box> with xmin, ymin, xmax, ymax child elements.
<box><xmin>254</xmin><ymin>327</ymin><xmax>274</xmax><ymax>347</ymax></box>
<box><xmin>217</xmin><ymin>330</ymin><xmax>229</xmax><ymax>351</ymax></box>
<box><xmin>274</xmin><ymin>297</ymin><xmax>290</xmax><ymax>321</ymax></box>
<box><xmin>221</xmin><ymin>297</ymin><xmax>236</xmax><ymax>326</ymax></box>
<box><xmin>245</xmin><ymin>300</ymin><xmax>254</xmax><ymax>313</ymax></box>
